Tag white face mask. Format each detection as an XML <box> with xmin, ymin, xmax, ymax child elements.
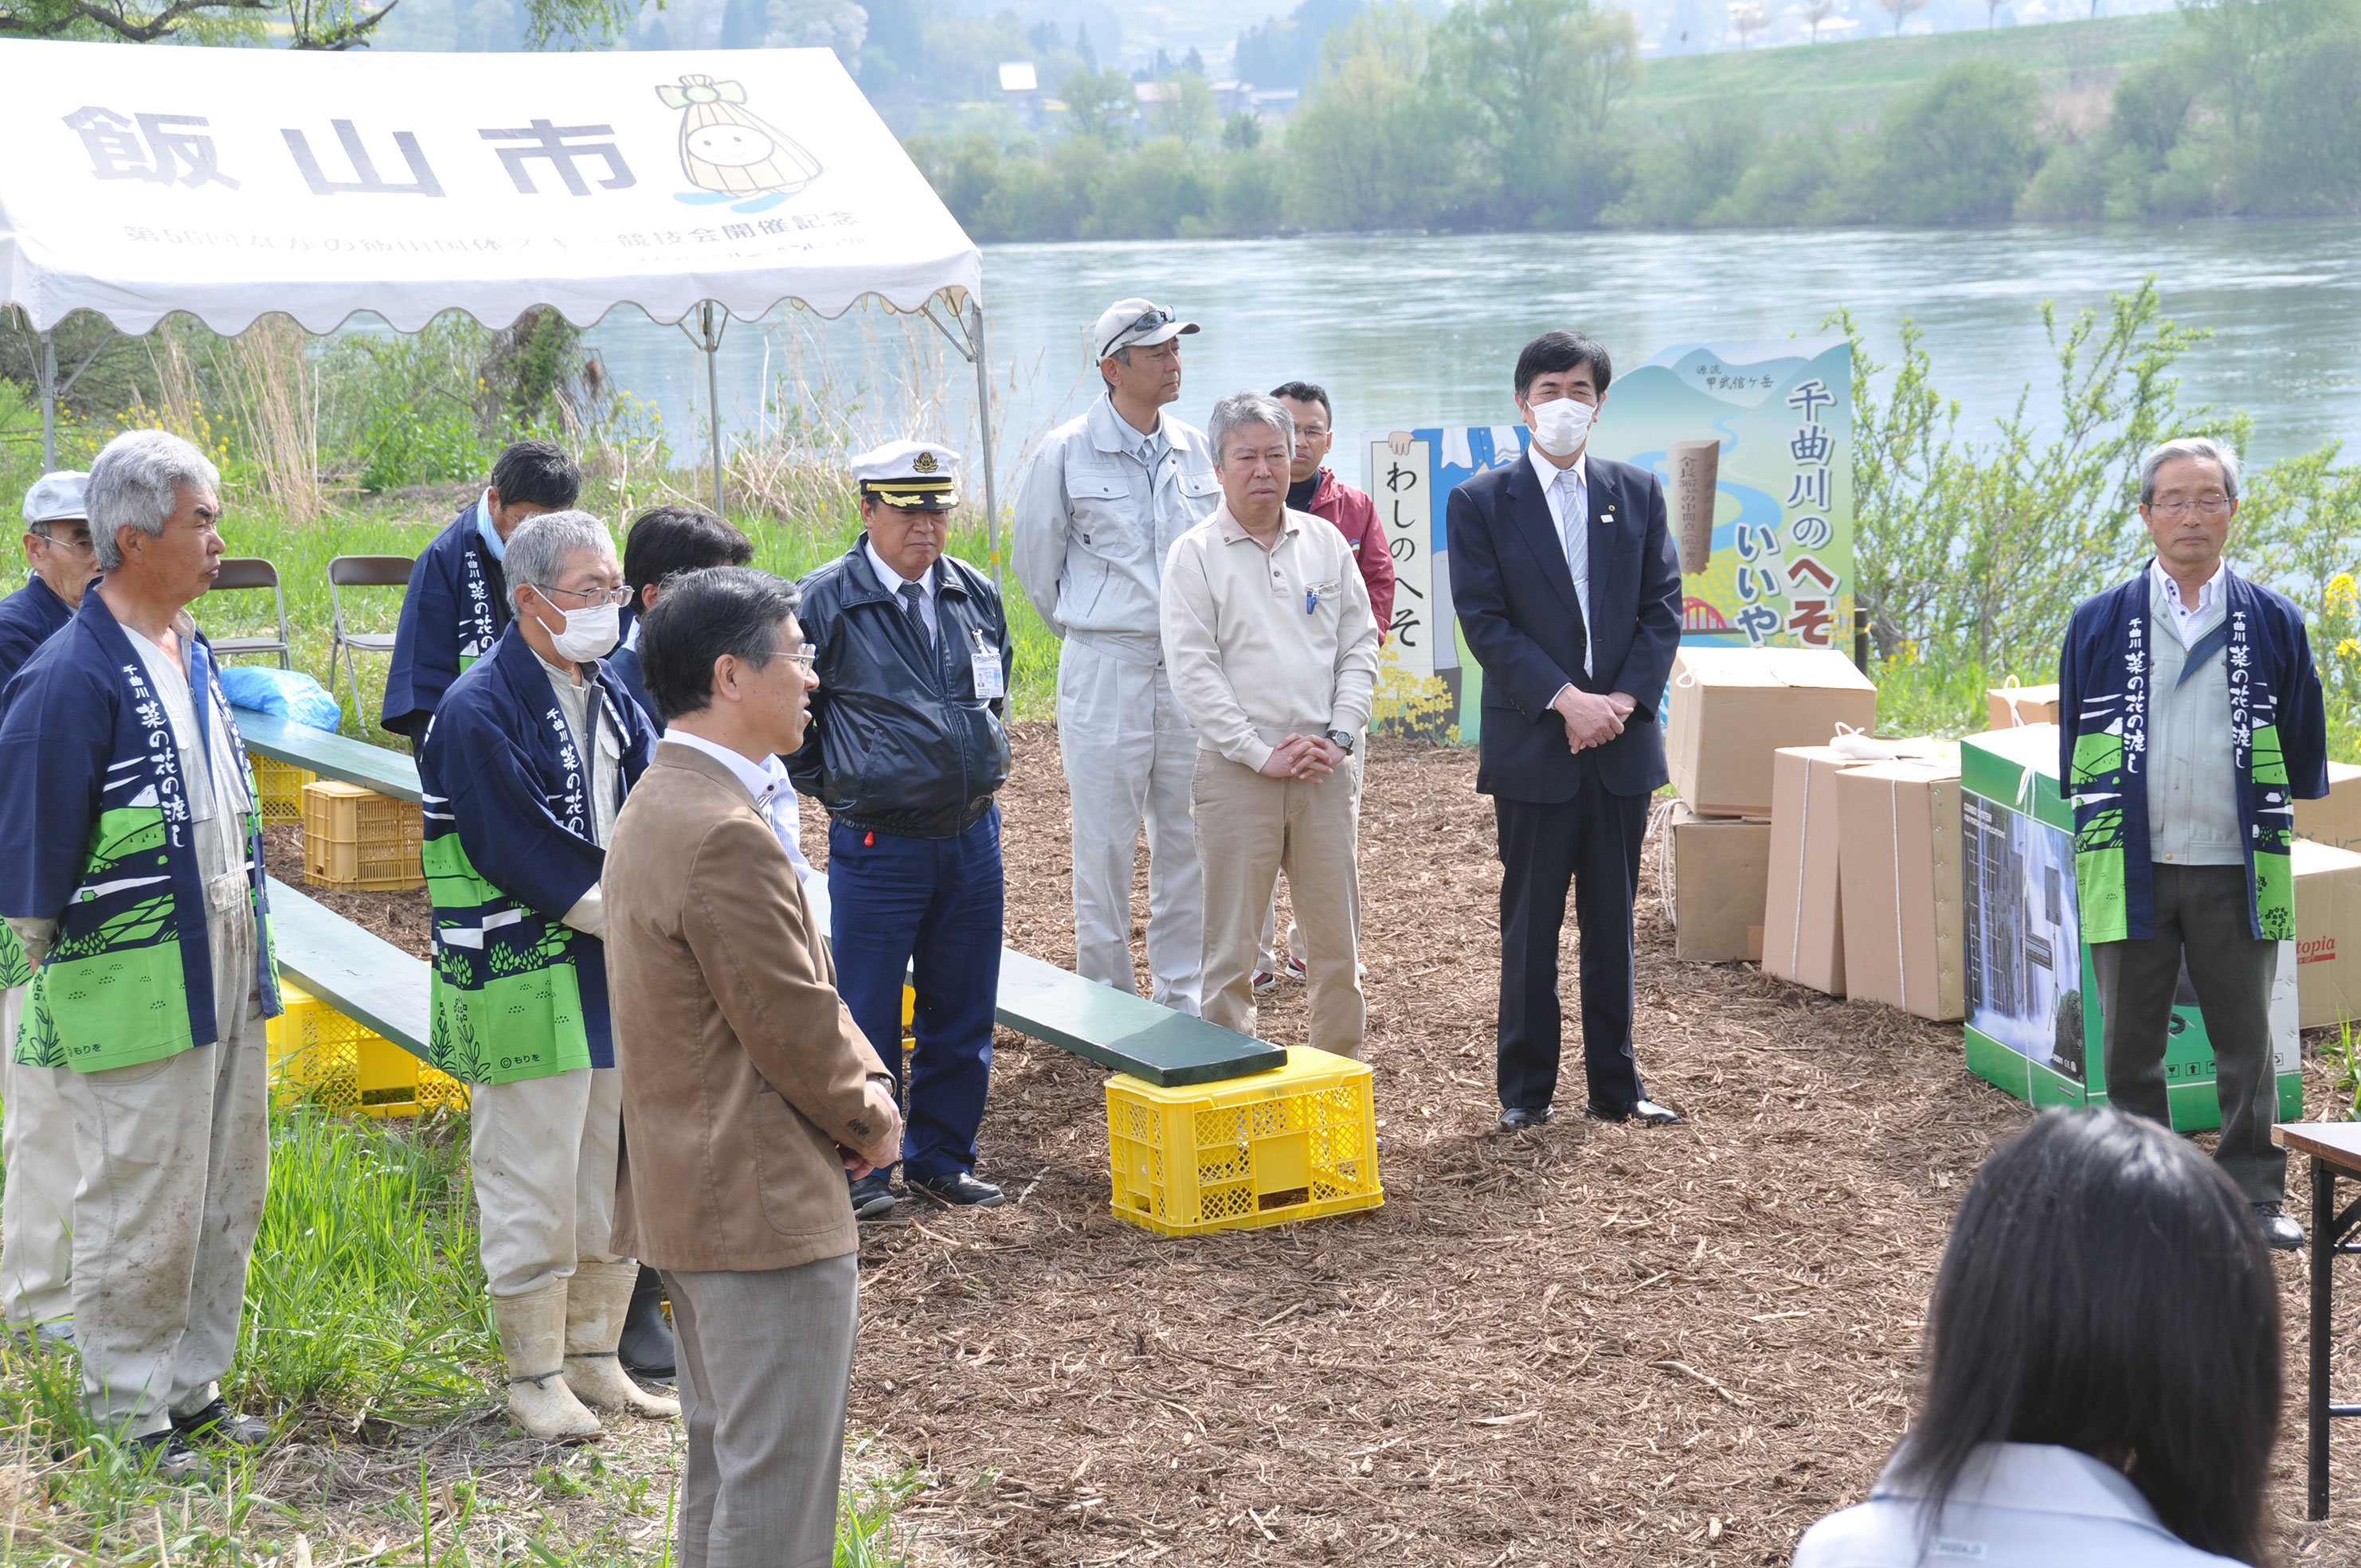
<box><xmin>545</xmin><ymin>599</ymin><xmax>621</xmax><ymax>663</ymax></box>
<box><xmin>1530</xmin><ymin>397</ymin><xmax>1596</xmax><ymax>459</ymax></box>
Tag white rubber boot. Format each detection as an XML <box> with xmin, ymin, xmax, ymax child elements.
<box><xmin>493</xmin><ymin>1281</ymin><xmax>602</xmax><ymax>1441</ymax></box>
<box><xmin>562</xmin><ymin>1261</ymin><xmax>681</xmax><ymax>1419</ymax></box>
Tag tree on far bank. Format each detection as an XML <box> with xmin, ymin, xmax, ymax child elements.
<box><xmin>1063</xmin><ymin>66</ymin><xmax>1138</xmax><ymax>143</ymax></box>
<box><xmin>1876</xmin><ymin>0</ymin><xmax>1928</xmax><ymax>33</ymax></box>
<box><xmin>1795</xmin><ymin>0</ymin><xmax>1842</xmax><ymax>41</ymax></box>
<box><xmin>0</xmin><ymin>0</ymin><xmax>625</xmax><ymax>48</ymax></box>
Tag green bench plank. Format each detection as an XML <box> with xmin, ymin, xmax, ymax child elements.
<box><xmin>995</xmin><ymin>949</ymin><xmax>1284</xmax><ymax>1087</ymax></box>
<box><xmin>234</xmin><ymin>706</ymin><xmax>421</xmax><ymax>804</ymax></box>
<box><xmin>244</xmin><ymin>706</ymin><xmax>1286</xmax><ymax>1086</ymax></box>
<box><xmin>267</xmin><ymin>876</ymin><xmax>429</xmax><ymax>1059</ymax></box>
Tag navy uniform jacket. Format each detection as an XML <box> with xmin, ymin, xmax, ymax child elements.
<box><xmin>788</xmin><ymin>545</ymin><xmax>1012</xmax><ymax>839</ymax></box>
<box><xmin>1447</xmin><ymin>452</ymin><xmax>1683</xmax><ymax>802</ymax></box>
<box><xmin>0</xmin><ymin>573</ymin><xmax>74</xmax><ymax>696</ymax></box>
<box><xmin>382</xmin><ymin>502</ymin><xmax>511</xmax><ymax>739</ymax></box>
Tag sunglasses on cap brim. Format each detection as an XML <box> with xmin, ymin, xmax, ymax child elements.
<box><xmin>1102</xmin><ymin>307</ymin><xmax>1180</xmax><ymax>357</ymax></box>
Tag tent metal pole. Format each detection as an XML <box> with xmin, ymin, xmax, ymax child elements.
<box><xmin>36</xmin><ymin>330</ymin><xmax>57</xmax><ymax>474</ymax></box>
<box><xmin>968</xmin><ymin>300</ymin><xmax>1001</xmax><ymax>600</ymax></box>
<box><xmin>700</xmin><ymin>302</ymin><xmax>726</xmax><ymax>518</ymax></box>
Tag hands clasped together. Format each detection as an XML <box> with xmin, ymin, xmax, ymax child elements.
<box><xmin>1550</xmin><ymin>686</ymin><xmax>1637</xmax><ymax>754</ymax></box>
<box><xmin>1259</xmin><ymin>733</ymin><xmax>1349</xmax><ymax>782</ymax></box>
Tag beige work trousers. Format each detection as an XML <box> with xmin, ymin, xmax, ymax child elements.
<box><xmin>1193</xmin><ymin>751</ymin><xmax>1367</xmax><ymax>1059</ymax></box>
<box><xmin>468</xmin><ymin>1066</ymin><xmax>626</xmax><ymax>1300</ymax></box>
<box><xmin>2</xmin><ymin>980</ymin><xmax>78</xmax><ymax>1332</ymax></box>
<box><xmin>57</xmin><ymin>899</ymin><xmax>268</xmax><ymax>1436</ymax></box>
<box><xmin>1259</xmin><ymin>754</ymin><xmax>1366</xmax><ymax>974</ymax></box>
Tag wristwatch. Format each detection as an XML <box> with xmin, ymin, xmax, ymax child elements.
<box><xmin>1325</xmin><ymin>728</ymin><xmax>1355</xmax><ymax>754</ymax></box>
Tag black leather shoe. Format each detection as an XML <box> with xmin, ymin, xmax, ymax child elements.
<box><xmin>908</xmin><ymin>1171</ymin><xmax>1004</xmax><ymax>1207</ymax></box>
<box><xmin>849</xmin><ymin>1171</ymin><xmax>900</xmax><ymax>1220</ymax></box>
<box><xmin>618</xmin><ymin>1264</ymin><xmax>675</xmax><ymax>1383</ymax></box>
<box><xmin>135</xmin><ymin>1430</ymin><xmax>212</xmax><ymax>1484</ymax></box>
<box><xmin>1587</xmin><ymin>1097</ymin><xmax>1684</xmax><ymax>1127</ymax></box>
<box><xmin>170</xmin><ymin>1398</ymin><xmax>269</xmax><ymax>1447</ymax></box>
<box><xmin>2256</xmin><ymin>1202</ymin><xmax>2305</xmax><ymax>1252</ymax></box>
<box><xmin>1496</xmin><ymin>1105</ymin><xmax>1554</xmax><ymax>1133</ymax></box>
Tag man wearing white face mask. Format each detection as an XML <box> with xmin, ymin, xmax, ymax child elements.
<box><xmin>417</xmin><ymin>510</ymin><xmax>677</xmax><ymax>1441</ymax></box>
<box><xmin>1447</xmin><ymin>332</ymin><xmax>1686</xmax><ymax>1135</ymax></box>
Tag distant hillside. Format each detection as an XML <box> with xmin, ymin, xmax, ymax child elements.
<box><xmin>1623</xmin><ymin>9</ymin><xmax>2180</xmax><ymax>131</ymax></box>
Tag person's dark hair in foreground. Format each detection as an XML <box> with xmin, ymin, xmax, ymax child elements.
<box><xmin>621</xmin><ymin>506</ymin><xmax>755</xmax><ymax>611</ymax></box>
<box><xmin>1794</xmin><ymin>1108</ymin><xmax>2279</xmax><ymax>1567</ymax></box>
<box><xmin>489</xmin><ymin>440</ymin><xmax>581</xmax><ymax>513</ymax></box>
<box><xmin>636</xmin><ymin>565</ymin><xmax>801</xmax><ymax>725</ymax></box>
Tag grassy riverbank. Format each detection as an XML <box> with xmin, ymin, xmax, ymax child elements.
<box><xmin>0</xmin><ymin>1105</ymin><xmax>917</xmax><ymax>1565</ymax></box>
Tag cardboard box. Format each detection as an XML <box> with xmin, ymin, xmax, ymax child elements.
<box><xmin>2294</xmin><ymin>761</ymin><xmax>2361</xmax><ymax>852</ymax></box>
<box><xmin>1762</xmin><ymin>745</ymin><xmax>1868</xmax><ymax>995</ymax></box>
<box><xmin>1836</xmin><ymin>760</ymin><xmax>1965</xmax><ymax>1021</ymax></box>
<box><xmin>1666</xmin><ymin>647</ymin><xmax>1877</xmax><ymax>818</ymax></box>
<box><xmin>1958</xmin><ymin>726</ymin><xmax>2299</xmax><ymax>1129</ymax></box>
<box><xmin>1666</xmin><ymin>803</ymin><xmax>1772</xmax><ymax>964</ymax></box>
<box><xmin>2294</xmin><ymin>839</ymin><xmax>2361</xmax><ymax>1029</ymax></box>
<box><xmin>1985</xmin><ymin>682</ymin><xmax>2061</xmax><ymax>730</ymax></box>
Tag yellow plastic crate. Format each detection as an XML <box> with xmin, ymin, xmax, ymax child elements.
<box><xmin>251</xmin><ymin>755</ymin><xmax>318</xmax><ymax>824</ymax></box>
<box><xmin>268</xmin><ymin>980</ymin><xmax>468</xmax><ymax>1119</ymax></box>
<box><xmin>1106</xmin><ymin>1047</ymin><xmax>1382</xmax><ymax>1235</ymax></box>
<box><xmin>302</xmin><ymin>780</ymin><xmax>424</xmax><ymax>891</ymax></box>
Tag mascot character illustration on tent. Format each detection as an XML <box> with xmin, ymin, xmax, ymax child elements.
<box><xmin>659</xmin><ymin>74</ymin><xmax>821</xmax><ymax>215</ymax></box>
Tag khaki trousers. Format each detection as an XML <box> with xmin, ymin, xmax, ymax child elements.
<box><xmin>57</xmin><ymin>901</ymin><xmax>268</xmax><ymax>1435</ymax></box>
<box><xmin>664</xmin><ymin>1253</ymin><xmax>859</xmax><ymax>1568</ymax></box>
<box><xmin>1259</xmin><ymin>755</ymin><xmax>1365</xmax><ymax>973</ymax></box>
<box><xmin>1193</xmin><ymin>750</ymin><xmax>1366</xmax><ymax>1058</ymax></box>
<box><xmin>2</xmin><ymin>983</ymin><xmax>77</xmax><ymax>1331</ymax></box>
<box><xmin>469</xmin><ymin>1066</ymin><xmax>626</xmax><ymax>1299</ymax></box>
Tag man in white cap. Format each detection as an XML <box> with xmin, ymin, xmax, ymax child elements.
<box><xmin>0</xmin><ymin>468</ymin><xmax>100</xmax><ymax>1344</ymax></box>
<box><xmin>790</xmin><ymin>441</ymin><xmax>1013</xmax><ymax>1216</ymax></box>
<box><xmin>1013</xmin><ymin>300</ymin><xmax>1220</xmax><ymax>1014</ymax></box>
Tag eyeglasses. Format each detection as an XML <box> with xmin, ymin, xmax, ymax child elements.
<box><xmin>32</xmin><ymin>529</ymin><xmax>94</xmax><ymax>554</ymax></box>
<box><xmin>535</xmin><ymin>584</ymin><xmax>632</xmax><ymax>607</ymax></box>
<box><xmin>2149</xmin><ymin>495</ymin><xmax>2233</xmax><ymax>519</ymax></box>
<box><xmin>772</xmin><ymin>646</ymin><xmax>818</xmax><ymax>670</ymax></box>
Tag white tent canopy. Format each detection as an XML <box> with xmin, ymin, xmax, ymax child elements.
<box><xmin>0</xmin><ymin>39</ymin><xmax>994</xmax><ymax>532</ymax></box>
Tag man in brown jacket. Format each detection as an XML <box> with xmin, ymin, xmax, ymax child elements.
<box><xmin>603</xmin><ymin>566</ymin><xmax>902</xmax><ymax>1568</ymax></box>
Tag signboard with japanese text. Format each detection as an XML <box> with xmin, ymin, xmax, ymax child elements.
<box><xmin>1361</xmin><ymin>335</ymin><xmax>1854</xmax><ymax>745</ymax></box>
<box><xmin>0</xmin><ymin>40</ymin><xmax>981</xmax><ymax>334</ymax></box>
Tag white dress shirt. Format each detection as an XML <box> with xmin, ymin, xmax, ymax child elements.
<box><xmin>866</xmin><ymin>538</ymin><xmax>939</xmax><ymax>643</ymax></box>
<box><xmin>1529</xmin><ymin>442</ymin><xmax>1593</xmax><ymax>684</ymax></box>
<box><xmin>660</xmin><ymin>726</ymin><xmax>815</xmax><ymax>882</ymax></box>
<box><xmin>2150</xmin><ymin>555</ymin><xmax>2226</xmax><ymax>648</ymax></box>
<box><xmin>1793</xmin><ymin>1443</ymin><xmax>2242</xmax><ymax>1567</ymax></box>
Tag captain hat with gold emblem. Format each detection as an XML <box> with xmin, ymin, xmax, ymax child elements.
<box><xmin>851</xmin><ymin>439</ymin><xmax>961</xmax><ymax>511</ymax></box>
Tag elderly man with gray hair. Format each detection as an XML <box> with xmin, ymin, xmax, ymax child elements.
<box><xmin>0</xmin><ymin>430</ymin><xmax>280</xmax><ymax>1481</ymax></box>
<box><xmin>416</xmin><ymin>510</ymin><xmax>675</xmax><ymax>1439</ymax></box>
<box><xmin>2059</xmin><ymin>435</ymin><xmax>2330</xmax><ymax>1253</ymax></box>
<box><xmin>1161</xmin><ymin>391</ymin><xmax>1381</xmax><ymax>1058</ymax></box>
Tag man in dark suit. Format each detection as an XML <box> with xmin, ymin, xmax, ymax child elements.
<box><xmin>1447</xmin><ymin>330</ymin><xmax>1685</xmax><ymax>1132</ymax></box>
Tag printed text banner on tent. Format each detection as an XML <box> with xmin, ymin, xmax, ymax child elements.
<box><xmin>1361</xmin><ymin>335</ymin><xmax>1855</xmax><ymax>746</ymax></box>
<box><xmin>0</xmin><ymin>41</ymin><xmax>980</xmax><ymax>334</ymax></box>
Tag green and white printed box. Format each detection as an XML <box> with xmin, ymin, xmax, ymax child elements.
<box><xmin>1960</xmin><ymin>725</ymin><xmax>2300</xmax><ymax>1129</ymax></box>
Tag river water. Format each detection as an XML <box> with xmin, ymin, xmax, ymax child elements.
<box><xmin>586</xmin><ymin>218</ymin><xmax>2361</xmax><ymax>492</ymax></box>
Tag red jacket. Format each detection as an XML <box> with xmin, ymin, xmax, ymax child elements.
<box><xmin>1302</xmin><ymin>467</ymin><xmax>1396</xmax><ymax>641</ymax></box>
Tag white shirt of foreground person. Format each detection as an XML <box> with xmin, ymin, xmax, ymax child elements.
<box><xmin>660</xmin><ymin>726</ymin><xmax>815</xmax><ymax>883</ymax></box>
<box><xmin>1792</xmin><ymin>1443</ymin><xmax>2245</xmax><ymax>1567</ymax></box>
<box><xmin>1528</xmin><ymin>440</ymin><xmax>1592</xmax><ymax>679</ymax></box>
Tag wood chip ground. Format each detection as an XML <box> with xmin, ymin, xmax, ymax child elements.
<box><xmin>280</xmin><ymin>722</ymin><xmax>2361</xmax><ymax>1565</ymax></box>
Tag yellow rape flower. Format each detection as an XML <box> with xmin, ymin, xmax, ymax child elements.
<box><xmin>2329</xmin><ymin>573</ymin><xmax>2359</xmax><ymax>615</ymax></box>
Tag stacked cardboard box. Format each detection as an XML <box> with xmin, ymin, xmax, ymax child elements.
<box><xmin>1837</xmin><ymin>758</ymin><xmax>1965</xmax><ymax>1020</ymax></box>
<box><xmin>2296</xmin><ymin>761</ymin><xmax>2361</xmax><ymax>853</ymax></box>
<box><xmin>1661</xmin><ymin>649</ymin><xmax>1877</xmax><ymax>965</ymax></box>
<box><xmin>1985</xmin><ymin>682</ymin><xmax>2061</xmax><ymax>730</ymax></box>
<box><xmin>1959</xmin><ymin>726</ymin><xmax>2302</xmax><ymax>1129</ymax></box>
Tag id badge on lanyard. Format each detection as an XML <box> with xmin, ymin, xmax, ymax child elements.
<box><xmin>970</xmin><ymin>627</ymin><xmax>1006</xmax><ymax>701</ymax></box>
